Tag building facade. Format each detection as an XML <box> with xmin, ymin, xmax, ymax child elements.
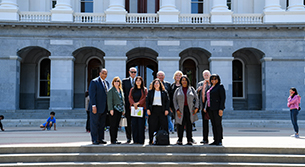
<box><xmin>0</xmin><ymin>0</ymin><xmax>304</xmax><ymax>112</ymax></box>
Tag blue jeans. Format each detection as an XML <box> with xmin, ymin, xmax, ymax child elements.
<box><xmin>290</xmin><ymin>109</ymin><xmax>299</xmax><ymax>133</ymax></box>
<box><xmin>167</xmin><ymin>114</ymin><xmax>174</xmax><ymax>132</ymax></box>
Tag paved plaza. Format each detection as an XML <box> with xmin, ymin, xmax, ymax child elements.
<box><xmin>0</xmin><ymin>125</ymin><xmax>304</xmax><ymax>148</ymax></box>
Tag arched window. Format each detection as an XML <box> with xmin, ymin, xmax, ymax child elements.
<box><xmin>232</xmin><ymin>59</ymin><xmax>244</xmax><ymax>98</ymax></box>
<box><xmin>39</xmin><ymin>58</ymin><xmax>50</xmax><ymax>97</ymax></box>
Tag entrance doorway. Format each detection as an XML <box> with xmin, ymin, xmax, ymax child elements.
<box><xmin>87</xmin><ymin>58</ymin><xmax>102</xmax><ymax>90</ymax></box>
<box><xmin>126</xmin><ymin>58</ymin><xmax>158</xmax><ymax>87</ymax></box>
<box><xmin>182</xmin><ymin>59</ymin><xmax>196</xmax><ymax>87</ymax></box>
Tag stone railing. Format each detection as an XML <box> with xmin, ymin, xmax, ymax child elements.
<box><xmin>126</xmin><ymin>13</ymin><xmax>159</xmax><ymax>24</ymax></box>
<box><xmin>19</xmin><ymin>12</ymin><xmax>51</xmax><ymax>22</ymax></box>
<box><xmin>232</xmin><ymin>14</ymin><xmax>263</xmax><ymax>24</ymax></box>
<box><xmin>179</xmin><ymin>14</ymin><xmax>210</xmax><ymax>24</ymax></box>
<box><xmin>74</xmin><ymin>13</ymin><xmax>106</xmax><ymax>23</ymax></box>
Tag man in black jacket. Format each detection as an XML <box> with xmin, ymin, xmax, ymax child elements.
<box><xmin>122</xmin><ymin>67</ymin><xmax>137</xmax><ymax>144</ymax></box>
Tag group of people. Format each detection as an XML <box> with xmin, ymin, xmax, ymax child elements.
<box><xmin>88</xmin><ymin>67</ymin><xmax>226</xmax><ymax>146</ymax></box>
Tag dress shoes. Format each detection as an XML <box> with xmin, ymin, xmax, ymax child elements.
<box><xmin>98</xmin><ymin>140</ymin><xmax>107</xmax><ymax>144</ymax></box>
<box><xmin>124</xmin><ymin>139</ymin><xmax>131</xmax><ymax>144</ymax></box>
<box><xmin>209</xmin><ymin>142</ymin><xmax>222</xmax><ymax>146</ymax></box>
<box><xmin>92</xmin><ymin>141</ymin><xmax>99</xmax><ymax>145</ymax></box>
<box><xmin>111</xmin><ymin>141</ymin><xmax>121</xmax><ymax>144</ymax></box>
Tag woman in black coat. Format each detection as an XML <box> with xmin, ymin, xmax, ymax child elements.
<box><xmin>146</xmin><ymin>78</ymin><xmax>170</xmax><ymax>145</ymax></box>
<box><xmin>204</xmin><ymin>74</ymin><xmax>226</xmax><ymax>146</ymax></box>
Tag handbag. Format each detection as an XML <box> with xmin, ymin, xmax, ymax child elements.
<box><xmin>119</xmin><ymin>117</ymin><xmax>127</xmax><ymax>127</ymax></box>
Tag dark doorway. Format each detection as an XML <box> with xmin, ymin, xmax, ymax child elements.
<box><xmin>87</xmin><ymin>58</ymin><xmax>102</xmax><ymax>90</ymax></box>
<box><xmin>182</xmin><ymin>59</ymin><xmax>196</xmax><ymax>87</ymax></box>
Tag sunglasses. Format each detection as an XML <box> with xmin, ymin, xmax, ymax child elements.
<box><xmin>130</xmin><ymin>71</ymin><xmax>137</xmax><ymax>74</ymax></box>
<box><xmin>114</xmin><ymin>80</ymin><xmax>120</xmax><ymax>82</ymax></box>
<box><xmin>211</xmin><ymin>78</ymin><xmax>218</xmax><ymax>80</ymax></box>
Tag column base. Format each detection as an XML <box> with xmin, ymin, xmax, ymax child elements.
<box><xmin>105</xmin><ymin>10</ymin><xmax>127</xmax><ymax>23</ymax></box>
<box><xmin>210</xmin><ymin>11</ymin><xmax>233</xmax><ymax>24</ymax></box>
<box><xmin>0</xmin><ymin>9</ymin><xmax>19</xmax><ymax>21</ymax></box>
<box><xmin>263</xmin><ymin>11</ymin><xmax>305</xmax><ymax>23</ymax></box>
<box><xmin>51</xmin><ymin>10</ymin><xmax>74</xmax><ymax>22</ymax></box>
<box><xmin>158</xmin><ymin>11</ymin><xmax>180</xmax><ymax>23</ymax></box>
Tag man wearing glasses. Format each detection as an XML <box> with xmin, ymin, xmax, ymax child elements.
<box><xmin>122</xmin><ymin>67</ymin><xmax>137</xmax><ymax>144</ymax></box>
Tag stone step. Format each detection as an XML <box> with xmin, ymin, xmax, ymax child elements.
<box><xmin>0</xmin><ymin>162</ymin><xmax>305</xmax><ymax>167</ymax></box>
<box><xmin>1</xmin><ymin>152</ymin><xmax>305</xmax><ymax>164</ymax></box>
<box><xmin>2</xmin><ymin>119</ymin><xmax>305</xmax><ymax>128</ymax></box>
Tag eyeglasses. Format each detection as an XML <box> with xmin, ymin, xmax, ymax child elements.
<box><xmin>130</xmin><ymin>71</ymin><xmax>137</xmax><ymax>74</ymax></box>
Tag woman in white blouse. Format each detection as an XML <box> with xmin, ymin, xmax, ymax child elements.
<box><xmin>146</xmin><ymin>78</ymin><xmax>170</xmax><ymax>145</ymax></box>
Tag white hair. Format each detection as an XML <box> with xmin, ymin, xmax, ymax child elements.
<box><xmin>173</xmin><ymin>70</ymin><xmax>183</xmax><ymax>80</ymax></box>
<box><xmin>157</xmin><ymin>71</ymin><xmax>165</xmax><ymax>76</ymax></box>
<box><xmin>202</xmin><ymin>70</ymin><xmax>211</xmax><ymax>75</ymax></box>
<box><xmin>129</xmin><ymin>67</ymin><xmax>137</xmax><ymax>71</ymax></box>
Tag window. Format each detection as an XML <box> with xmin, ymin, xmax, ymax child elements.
<box><xmin>227</xmin><ymin>0</ymin><xmax>231</xmax><ymax>10</ymax></box>
<box><xmin>51</xmin><ymin>0</ymin><xmax>56</xmax><ymax>9</ymax></box>
<box><xmin>232</xmin><ymin>59</ymin><xmax>244</xmax><ymax>98</ymax></box>
<box><xmin>191</xmin><ymin>0</ymin><xmax>203</xmax><ymax>14</ymax></box>
<box><xmin>39</xmin><ymin>58</ymin><xmax>51</xmax><ymax>97</ymax></box>
<box><xmin>81</xmin><ymin>0</ymin><xmax>93</xmax><ymax>13</ymax></box>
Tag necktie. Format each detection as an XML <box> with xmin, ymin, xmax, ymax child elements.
<box><xmin>132</xmin><ymin>79</ymin><xmax>135</xmax><ymax>87</ymax></box>
<box><xmin>103</xmin><ymin>80</ymin><xmax>108</xmax><ymax>92</ymax></box>
<box><xmin>202</xmin><ymin>83</ymin><xmax>206</xmax><ymax>103</ymax></box>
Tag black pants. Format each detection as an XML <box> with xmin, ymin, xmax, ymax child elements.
<box><xmin>148</xmin><ymin>106</ymin><xmax>168</xmax><ymax>143</ymax></box>
<box><xmin>177</xmin><ymin>106</ymin><xmax>192</xmax><ymax>143</ymax></box>
<box><xmin>125</xmin><ymin>108</ymin><xmax>132</xmax><ymax>142</ymax></box>
<box><xmin>201</xmin><ymin>109</ymin><xmax>209</xmax><ymax>142</ymax></box>
<box><xmin>131</xmin><ymin>115</ymin><xmax>145</xmax><ymax>144</ymax></box>
<box><xmin>90</xmin><ymin>111</ymin><xmax>107</xmax><ymax>142</ymax></box>
<box><xmin>109</xmin><ymin>109</ymin><xmax>122</xmax><ymax>143</ymax></box>
<box><xmin>86</xmin><ymin>110</ymin><xmax>90</xmax><ymax>131</ymax></box>
<box><xmin>208</xmin><ymin>108</ymin><xmax>223</xmax><ymax>144</ymax></box>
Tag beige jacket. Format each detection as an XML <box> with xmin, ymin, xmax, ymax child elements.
<box><xmin>173</xmin><ymin>86</ymin><xmax>199</xmax><ymax>125</ymax></box>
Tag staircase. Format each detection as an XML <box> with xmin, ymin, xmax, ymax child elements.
<box><xmin>0</xmin><ymin>145</ymin><xmax>304</xmax><ymax>166</ymax></box>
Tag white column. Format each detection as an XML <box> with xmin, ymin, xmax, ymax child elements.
<box><xmin>263</xmin><ymin>0</ymin><xmax>285</xmax><ymax>23</ymax></box>
<box><xmin>104</xmin><ymin>56</ymin><xmax>127</xmax><ymax>82</ymax></box>
<box><xmin>210</xmin><ymin>0</ymin><xmax>232</xmax><ymax>24</ymax></box>
<box><xmin>0</xmin><ymin>0</ymin><xmax>19</xmax><ymax>21</ymax></box>
<box><xmin>263</xmin><ymin>0</ymin><xmax>283</xmax><ymax>11</ymax></box>
<box><xmin>209</xmin><ymin>57</ymin><xmax>234</xmax><ymax>111</ymax></box>
<box><xmin>288</xmin><ymin>0</ymin><xmax>305</xmax><ymax>11</ymax></box>
<box><xmin>158</xmin><ymin>0</ymin><xmax>180</xmax><ymax>23</ymax></box>
<box><xmin>105</xmin><ymin>0</ymin><xmax>127</xmax><ymax>23</ymax></box>
<box><xmin>49</xmin><ymin>56</ymin><xmax>75</xmax><ymax>110</ymax></box>
<box><xmin>51</xmin><ymin>0</ymin><xmax>74</xmax><ymax>22</ymax></box>
<box><xmin>157</xmin><ymin>57</ymin><xmax>180</xmax><ymax>83</ymax></box>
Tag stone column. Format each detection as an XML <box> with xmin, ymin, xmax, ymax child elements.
<box><xmin>209</xmin><ymin>57</ymin><xmax>234</xmax><ymax>111</ymax></box>
<box><xmin>104</xmin><ymin>56</ymin><xmax>127</xmax><ymax>82</ymax></box>
<box><xmin>0</xmin><ymin>0</ymin><xmax>19</xmax><ymax>21</ymax></box>
<box><xmin>157</xmin><ymin>57</ymin><xmax>180</xmax><ymax>83</ymax></box>
<box><xmin>288</xmin><ymin>0</ymin><xmax>305</xmax><ymax>11</ymax></box>
<box><xmin>0</xmin><ymin>56</ymin><xmax>22</xmax><ymax>110</ymax></box>
<box><xmin>158</xmin><ymin>0</ymin><xmax>180</xmax><ymax>23</ymax></box>
<box><xmin>49</xmin><ymin>56</ymin><xmax>75</xmax><ymax>110</ymax></box>
<box><xmin>263</xmin><ymin>0</ymin><xmax>285</xmax><ymax>23</ymax></box>
<box><xmin>105</xmin><ymin>0</ymin><xmax>127</xmax><ymax>23</ymax></box>
<box><xmin>210</xmin><ymin>0</ymin><xmax>232</xmax><ymax>23</ymax></box>
<box><xmin>51</xmin><ymin>0</ymin><xmax>74</xmax><ymax>22</ymax></box>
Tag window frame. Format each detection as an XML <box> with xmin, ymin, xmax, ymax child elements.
<box><xmin>51</xmin><ymin>0</ymin><xmax>57</xmax><ymax>9</ymax></box>
<box><xmin>38</xmin><ymin>58</ymin><xmax>51</xmax><ymax>99</ymax></box>
<box><xmin>227</xmin><ymin>0</ymin><xmax>231</xmax><ymax>10</ymax></box>
<box><xmin>191</xmin><ymin>0</ymin><xmax>204</xmax><ymax>14</ymax></box>
<box><xmin>232</xmin><ymin>58</ymin><xmax>245</xmax><ymax>99</ymax></box>
<box><xmin>81</xmin><ymin>0</ymin><xmax>94</xmax><ymax>13</ymax></box>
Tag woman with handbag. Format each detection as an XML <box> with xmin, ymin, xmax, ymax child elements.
<box><xmin>173</xmin><ymin>75</ymin><xmax>199</xmax><ymax>145</ymax></box>
<box><xmin>107</xmin><ymin>77</ymin><xmax>125</xmax><ymax>144</ymax></box>
<box><xmin>128</xmin><ymin>76</ymin><xmax>148</xmax><ymax>144</ymax></box>
<box><xmin>204</xmin><ymin>74</ymin><xmax>226</xmax><ymax>146</ymax></box>
<box><xmin>146</xmin><ymin>78</ymin><xmax>170</xmax><ymax>145</ymax></box>
<box><xmin>287</xmin><ymin>87</ymin><xmax>301</xmax><ymax>138</ymax></box>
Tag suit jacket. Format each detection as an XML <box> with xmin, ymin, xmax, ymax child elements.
<box><xmin>206</xmin><ymin>84</ymin><xmax>226</xmax><ymax>111</ymax></box>
<box><xmin>107</xmin><ymin>87</ymin><xmax>125</xmax><ymax>112</ymax></box>
<box><xmin>122</xmin><ymin>77</ymin><xmax>133</xmax><ymax>109</ymax></box>
<box><xmin>146</xmin><ymin>89</ymin><xmax>170</xmax><ymax>113</ymax></box>
<box><xmin>162</xmin><ymin>81</ymin><xmax>171</xmax><ymax>96</ymax></box>
<box><xmin>89</xmin><ymin>77</ymin><xmax>109</xmax><ymax>114</ymax></box>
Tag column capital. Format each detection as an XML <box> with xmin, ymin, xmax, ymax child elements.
<box><xmin>208</xmin><ymin>57</ymin><xmax>234</xmax><ymax>62</ymax></box>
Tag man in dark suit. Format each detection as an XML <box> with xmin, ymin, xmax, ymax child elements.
<box><xmin>89</xmin><ymin>68</ymin><xmax>109</xmax><ymax>145</ymax></box>
<box><xmin>122</xmin><ymin>67</ymin><xmax>137</xmax><ymax>144</ymax></box>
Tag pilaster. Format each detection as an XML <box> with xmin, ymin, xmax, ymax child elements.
<box><xmin>157</xmin><ymin>57</ymin><xmax>180</xmax><ymax>83</ymax></box>
<box><xmin>49</xmin><ymin>56</ymin><xmax>75</xmax><ymax>110</ymax></box>
<box><xmin>104</xmin><ymin>56</ymin><xmax>127</xmax><ymax>82</ymax></box>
